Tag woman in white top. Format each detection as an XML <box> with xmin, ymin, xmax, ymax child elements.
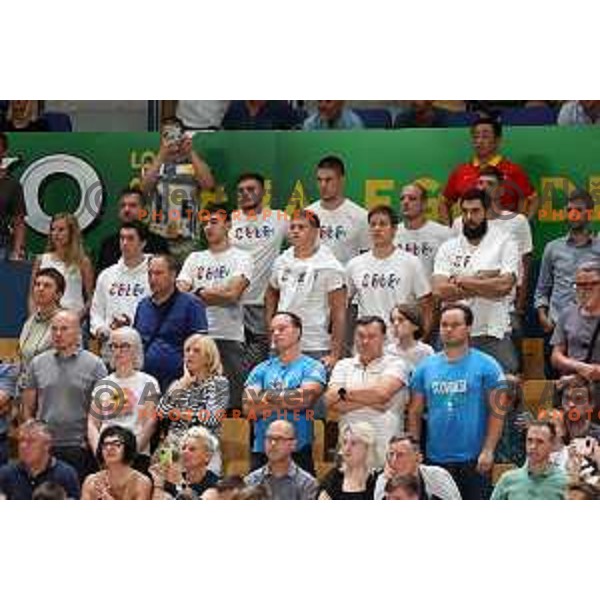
<box><xmin>87</xmin><ymin>327</ymin><xmax>160</xmax><ymax>474</ymax></box>
<box><xmin>29</xmin><ymin>212</ymin><xmax>94</xmax><ymax>320</ymax></box>
<box><xmin>386</xmin><ymin>304</ymin><xmax>434</xmax><ymax>372</ymax></box>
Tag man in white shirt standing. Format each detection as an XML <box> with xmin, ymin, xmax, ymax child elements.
<box><xmin>307</xmin><ymin>155</ymin><xmax>370</xmax><ymax>266</ymax></box>
<box><xmin>307</xmin><ymin>155</ymin><xmax>370</xmax><ymax>355</ymax></box>
<box><xmin>90</xmin><ymin>222</ymin><xmax>151</xmax><ymax>361</ymax></box>
<box><xmin>265</xmin><ymin>210</ymin><xmax>347</xmax><ymax>371</ymax></box>
<box><xmin>325</xmin><ymin>316</ymin><xmax>407</xmax><ymax>467</ymax></box>
<box><xmin>346</xmin><ymin>205</ymin><xmax>433</xmax><ymax>341</ymax></box>
<box><xmin>433</xmin><ymin>187</ymin><xmax>520</xmax><ymax>373</ymax></box>
<box><xmin>230</xmin><ymin>173</ymin><xmax>288</xmax><ymax>369</ymax></box>
<box><xmin>177</xmin><ymin>208</ymin><xmax>253</xmax><ymax>410</ymax></box>
<box><xmin>395</xmin><ymin>182</ymin><xmax>455</xmax><ymax>278</ymax></box>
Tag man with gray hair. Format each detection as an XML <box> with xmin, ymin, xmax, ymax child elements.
<box><xmin>552</xmin><ymin>261</ymin><xmax>600</xmax><ymax>383</ymax></box>
<box><xmin>21</xmin><ymin>310</ymin><xmax>108</xmax><ymax>481</ymax></box>
<box><xmin>0</xmin><ymin>420</ymin><xmax>80</xmax><ymax>500</ymax></box>
<box><xmin>245</xmin><ymin>419</ymin><xmax>318</xmax><ymax>500</ymax></box>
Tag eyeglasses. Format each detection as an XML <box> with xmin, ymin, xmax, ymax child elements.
<box><xmin>266</xmin><ymin>435</ymin><xmax>294</xmax><ymax>444</ymax></box>
<box><xmin>109</xmin><ymin>343</ymin><xmax>131</xmax><ymax>351</ymax></box>
<box><xmin>386</xmin><ymin>451</ymin><xmax>408</xmax><ymax>461</ymax></box>
<box><xmin>102</xmin><ymin>439</ymin><xmax>125</xmax><ymax>449</ymax></box>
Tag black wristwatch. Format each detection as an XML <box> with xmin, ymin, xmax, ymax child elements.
<box><xmin>338</xmin><ymin>387</ymin><xmax>347</xmax><ymax>401</ymax></box>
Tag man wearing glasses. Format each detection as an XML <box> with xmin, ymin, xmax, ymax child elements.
<box><xmin>244</xmin><ymin>419</ymin><xmax>318</xmax><ymax>500</ymax></box>
<box><xmin>229</xmin><ymin>173</ymin><xmax>287</xmax><ymax>368</ymax></box>
<box><xmin>535</xmin><ymin>190</ymin><xmax>600</xmax><ymax>377</ymax></box>
<box><xmin>552</xmin><ymin>262</ymin><xmax>600</xmax><ymax>383</ymax></box>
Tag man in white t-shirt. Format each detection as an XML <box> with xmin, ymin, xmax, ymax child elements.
<box><xmin>346</xmin><ymin>205</ymin><xmax>433</xmax><ymax>341</ymax></box>
<box><xmin>177</xmin><ymin>208</ymin><xmax>253</xmax><ymax>409</ymax></box>
<box><xmin>433</xmin><ymin>187</ymin><xmax>520</xmax><ymax>373</ymax></box>
<box><xmin>307</xmin><ymin>155</ymin><xmax>370</xmax><ymax>355</ymax></box>
<box><xmin>91</xmin><ymin>222</ymin><xmax>152</xmax><ymax>363</ymax></box>
<box><xmin>395</xmin><ymin>182</ymin><xmax>455</xmax><ymax>277</ymax></box>
<box><xmin>265</xmin><ymin>210</ymin><xmax>347</xmax><ymax>371</ymax></box>
<box><xmin>230</xmin><ymin>172</ymin><xmax>288</xmax><ymax>368</ymax></box>
<box><xmin>452</xmin><ymin>166</ymin><xmax>533</xmax><ymax>372</ymax></box>
<box><xmin>307</xmin><ymin>155</ymin><xmax>369</xmax><ymax>266</ymax></box>
<box><xmin>325</xmin><ymin>316</ymin><xmax>407</xmax><ymax>467</ymax></box>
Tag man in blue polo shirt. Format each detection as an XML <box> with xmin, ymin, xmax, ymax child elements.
<box><xmin>243</xmin><ymin>312</ymin><xmax>327</xmax><ymax>475</ymax></box>
<box><xmin>0</xmin><ymin>420</ymin><xmax>80</xmax><ymax>500</ymax></box>
<box><xmin>408</xmin><ymin>303</ymin><xmax>509</xmax><ymax>499</ymax></box>
<box><xmin>134</xmin><ymin>254</ymin><xmax>208</xmax><ymax>392</ymax></box>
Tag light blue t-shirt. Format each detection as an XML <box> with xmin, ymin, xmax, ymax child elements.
<box><xmin>245</xmin><ymin>355</ymin><xmax>327</xmax><ymax>452</ymax></box>
<box><xmin>302</xmin><ymin>109</ymin><xmax>364</xmax><ymax>130</ymax></box>
<box><xmin>410</xmin><ymin>349</ymin><xmax>505</xmax><ymax>464</ymax></box>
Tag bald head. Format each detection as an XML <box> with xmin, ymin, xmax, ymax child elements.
<box><xmin>51</xmin><ymin>310</ymin><xmax>81</xmax><ymax>354</ymax></box>
<box><xmin>267</xmin><ymin>419</ymin><xmax>296</xmax><ymax>439</ymax></box>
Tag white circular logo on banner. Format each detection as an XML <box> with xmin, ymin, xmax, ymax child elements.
<box><xmin>21</xmin><ymin>154</ymin><xmax>104</xmax><ymax>234</ymax></box>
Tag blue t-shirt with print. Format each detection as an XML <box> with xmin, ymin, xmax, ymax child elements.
<box><xmin>410</xmin><ymin>348</ymin><xmax>505</xmax><ymax>464</ymax></box>
<box><xmin>245</xmin><ymin>355</ymin><xmax>327</xmax><ymax>452</ymax></box>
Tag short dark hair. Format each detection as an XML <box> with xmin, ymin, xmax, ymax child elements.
<box><xmin>236</xmin><ymin>172</ymin><xmax>265</xmax><ymax>188</ymax></box>
<box><xmin>119</xmin><ymin>187</ymin><xmax>144</xmax><ymax>204</ymax></box>
<box><xmin>35</xmin><ymin>267</ymin><xmax>66</xmax><ymax>297</ymax></box>
<box><xmin>119</xmin><ymin>220</ymin><xmax>149</xmax><ymax>243</ymax></box>
<box><xmin>459</xmin><ymin>187</ymin><xmax>490</xmax><ymax>210</ymax></box>
<box><xmin>291</xmin><ymin>209</ymin><xmax>320</xmax><ymax>229</ymax></box>
<box><xmin>273</xmin><ymin>311</ymin><xmax>303</xmax><ymax>337</ymax></box>
<box><xmin>150</xmin><ymin>254</ymin><xmax>179</xmax><ymax>275</ymax></box>
<box><xmin>317</xmin><ymin>155</ymin><xmax>345</xmax><ymax>177</ymax></box>
<box><xmin>478</xmin><ymin>165</ymin><xmax>504</xmax><ymax>181</ymax></box>
<box><xmin>32</xmin><ymin>482</ymin><xmax>67</xmax><ymax>500</ymax></box>
<box><xmin>527</xmin><ymin>419</ymin><xmax>557</xmax><ymax>439</ymax></box>
<box><xmin>355</xmin><ymin>315</ymin><xmax>387</xmax><ymax>336</ymax></box>
<box><xmin>568</xmin><ymin>188</ymin><xmax>594</xmax><ymax>211</ymax></box>
<box><xmin>385</xmin><ymin>474</ymin><xmax>421</xmax><ymax>498</ymax></box>
<box><xmin>472</xmin><ymin>115</ymin><xmax>502</xmax><ymax>138</ymax></box>
<box><xmin>388</xmin><ymin>435</ymin><xmax>420</xmax><ymax>452</ymax></box>
<box><xmin>215</xmin><ymin>475</ymin><xmax>246</xmax><ymax>494</ymax></box>
<box><xmin>440</xmin><ymin>303</ymin><xmax>474</xmax><ymax>327</ymax></box>
<box><xmin>368</xmin><ymin>205</ymin><xmax>399</xmax><ymax>227</ymax></box>
<box><xmin>96</xmin><ymin>425</ymin><xmax>138</xmax><ymax>466</ymax></box>
<box><xmin>203</xmin><ymin>205</ymin><xmax>232</xmax><ymax>223</ymax></box>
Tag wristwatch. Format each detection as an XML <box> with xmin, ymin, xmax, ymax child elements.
<box><xmin>338</xmin><ymin>387</ymin><xmax>347</xmax><ymax>401</ymax></box>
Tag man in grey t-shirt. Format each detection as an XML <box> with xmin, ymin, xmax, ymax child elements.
<box><xmin>552</xmin><ymin>262</ymin><xmax>600</xmax><ymax>384</ymax></box>
<box><xmin>22</xmin><ymin>310</ymin><xmax>107</xmax><ymax>481</ymax></box>
<box><xmin>245</xmin><ymin>420</ymin><xmax>318</xmax><ymax>500</ymax></box>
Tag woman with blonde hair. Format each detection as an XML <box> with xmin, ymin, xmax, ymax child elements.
<box><xmin>155</xmin><ymin>334</ymin><xmax>229</xmax><ymax>473</ymax></box>
<box><xmin>318</xmin><ymin>421</ymin><xmax>379</xmax><ymax>500</ymax></box>
<box><xmin>29</xmin><ymin>212</ymin><xmax>94</xmax><ymax>321</ymax></box>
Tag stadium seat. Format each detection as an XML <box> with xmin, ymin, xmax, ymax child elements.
<box><xmin>221</xmin><ymin>418</ymin><xmax>250</xmax><ymax>477</ymax></box>
<box><xmin>41</xmin><ymin>111</ymin><xmax>73</xmax><ymax>132</ymax></box>
<box><xmin>501</xmin><ymin>106</ymin><xmax>557</xmax><ymax>126</ymax></box>
<box><xmin>313</xmin><ymin>419</ymin><xmax>329</xmax><ymax>479</ymax></box>
<box><xmin>443</xmin><ymin>110</ymin><xmax>479</xmax><ymax>127</ymax></box>
<box><xmin>521</xmin><ymin>379</ymin><xmax>556</xmax><ymax>417</ymax></box>
<box><xmin>354</xmin><ymin>108</ymin><xmax>393</xmax><ymax>129</ymax></box>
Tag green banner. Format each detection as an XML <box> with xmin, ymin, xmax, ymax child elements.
<box><xmin>6</xmin><ymin>127</ymin><xmax>600</xmax><ymax>259</ymax></box>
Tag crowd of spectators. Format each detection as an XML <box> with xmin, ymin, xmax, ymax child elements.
<box><xmin>1</xmin><ymin>107</ymin><xmax>600</xmax><ymax>501</ymax></box>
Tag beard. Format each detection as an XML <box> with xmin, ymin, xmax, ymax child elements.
<box><xmin>463</xmin><ymin>219</ymin><xmax>488</xmax><ymax>241</ymax></box>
